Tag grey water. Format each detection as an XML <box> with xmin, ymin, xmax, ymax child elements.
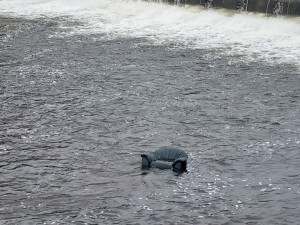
<box><xmin>1</xmin><ymin>13</ymin><xmax>300</xmax><ymax>225</ymax></box>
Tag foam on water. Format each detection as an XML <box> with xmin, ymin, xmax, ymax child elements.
<box><xmin>1</xmin><ymin>0</ymin><xmax>300</xmax><ymax>67</ymax></box>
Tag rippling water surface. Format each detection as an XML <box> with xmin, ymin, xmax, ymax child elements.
<box><xmin>1</xmin><ymin>1</ymin><xmax>300</xmax><ymax>224</ymax></box>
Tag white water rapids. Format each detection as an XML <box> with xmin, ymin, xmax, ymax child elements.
<box><xmin>1</xmin><ymin>0</ymin><xmax>300</xmax><ymax>68</ymax></box>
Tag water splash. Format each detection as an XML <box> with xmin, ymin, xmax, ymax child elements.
<box><xmin>0</xmin><ymin>0</ymin><xmax>300</xmax><ymax>68</ymax></box>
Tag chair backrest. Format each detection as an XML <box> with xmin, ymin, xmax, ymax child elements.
<box><xmin>154</xmin><ymin>147</ymin><xmax>188</xmax><ymax>161</ymax></box>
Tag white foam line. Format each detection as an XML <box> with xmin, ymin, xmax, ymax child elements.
<box><xmin>1</xmin><ymin>0</ymin><xmax>300</xmax><ymax>68</ymax></box>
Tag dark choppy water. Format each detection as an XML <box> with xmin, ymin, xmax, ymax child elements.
<box><xmin>1</xmin><ymin>1</ymin><xmax>300</xmax><ymax>224</ymax></box>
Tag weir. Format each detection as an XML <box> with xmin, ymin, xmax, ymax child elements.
<box><xmin>146</xmin><ymin>0</ymin><xmax>300</xmax><ymax>16</ymax></box>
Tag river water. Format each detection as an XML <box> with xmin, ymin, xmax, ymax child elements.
<box><xmin>0</xmin><ymin>0</ymin><xmax>300</xmax><ymax>224</ymax></box>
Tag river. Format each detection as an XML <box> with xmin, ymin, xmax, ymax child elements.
<box><xmin>0</xmin><ymin>0</ymin><xmax>300</xmax><ymax>224</ymax></box>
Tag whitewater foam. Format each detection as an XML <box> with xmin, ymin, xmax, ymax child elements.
<box><xmin>1</xmin><ymin>0</ymin><xmax>300</xmax><ymax>67</ymax></box>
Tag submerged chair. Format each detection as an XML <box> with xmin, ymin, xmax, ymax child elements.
<box><xmin>141</xmin><ymin>147</ymin><xmax>188</xmax><ymax>173</ymax></box>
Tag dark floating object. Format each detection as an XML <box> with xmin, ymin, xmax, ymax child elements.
<box><xmin>141</xmin><ymin>147</ymin><xmax>188</xmax><ymax>173</ymax></box>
